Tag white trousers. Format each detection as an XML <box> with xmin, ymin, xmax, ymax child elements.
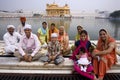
<box><xmin>4</xmin><ymin>45</ymin><xmax>18</xmax><ymax>53</ymax></box>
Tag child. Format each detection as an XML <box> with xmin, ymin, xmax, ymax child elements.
<box><xmin>89</xmin><ymin>44</ymin><xmax>107</xmax><ymax>64</ymax></box>
<box><xmin>44</xmin><ymin>33</ymin><xmax>64</xmax><ymax>65</ymax></box>
<box><xmin>76</xmin><ymin>47</ymin><xmax>91</xmax><ymax>72</ymax></box>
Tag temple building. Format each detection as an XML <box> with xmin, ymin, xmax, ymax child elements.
<box><xmin>46</xmin><ymin>3</ymin><xmax>70</xmax><ymax>16</ymax></box>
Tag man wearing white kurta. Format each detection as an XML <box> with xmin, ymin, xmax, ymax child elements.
<box><xmin>15</xmin><ymin>24</ymin><xmax>43</xmax><ymax>62</ymax></box>
<box><xmin>3</xmin><ymin>25</ymin><xmax>21</xmax><ymax>54</ymax></box>
<box><xmin>17</xmin><ymin>17</ymin><xmax>27</xmax><ymax>35</ymax></box>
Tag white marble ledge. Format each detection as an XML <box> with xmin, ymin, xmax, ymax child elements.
<box><xmin>0</xmin><ymin>68</ymin><xmax>120</xmax><ymax>74</ymax></box>
<box><xmin>0</xmin><ymin>69</ymin><xmax>72</xmax><ymax>74</ymax></box>
<box><xmin>0</xmin><ymin>57</ymin><xmax>120</xmax><ymax>66</ymax></box>
<box><xmin>0</xmin><ymin>57</ymin><xmax>73</xmax><ymax>67</ymax></box>
<box><xmin>0</xmin><ymin>57</ymin><xmax>120</xmax><ymax>72</ymax></box>
<box><xmin>107</xmin><ymin>69</ymin><xmax>120</xmax><ymax>73</ymax></box>
<box><xmin>0</xmin><ymin>69</ymin><xmax>120</xmax><ymax>74</ymax></box>
<box><xmin>0</xmin><ymin>57</ymin><xmax>73</xmax><ymax>70</ymax></box>
<box><xmin>0</xmin><ymin>57</ymin><xmax>120</xmax><ymax>73</ymax></box>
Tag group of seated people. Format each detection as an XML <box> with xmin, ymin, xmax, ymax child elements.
<box><xmin>3</xmin><ymin>17</ymin><xmax>70</xmax><ymax>64</ymax></box>
<box><xmin>3</xmin><ymin>17</ymin><xmax>117</xmax><ymax>80</ymax></box>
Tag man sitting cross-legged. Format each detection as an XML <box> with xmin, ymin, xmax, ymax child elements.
<box><xmin>14</xmin><ymin>24</ymin><xmax>43</xmax><ymax>62</ymax></box>
<box><xmin>3</xmin><ymin>25</ymin><xmax>21</xmax><ymax>55</ymax></box>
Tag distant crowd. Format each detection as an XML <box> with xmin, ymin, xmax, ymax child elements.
<box><xmin>3</xmin><ymin>17</ymin><xmax>117</xmax><ymax>80</ymax></box>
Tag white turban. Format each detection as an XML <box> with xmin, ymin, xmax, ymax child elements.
<box><xmin>23</xmin><ymin>24</ymin><xmax>32</xmax><ymax>30</ymax></box>
<box><xmin>51</xmin><ymin>33</ymin><xmax>58</xmax><ymax>38</ymax></box>
<box><xmin>7</xmin><ymin>25</ymin><xmax>15</xmax><ymax>29</ymax></box>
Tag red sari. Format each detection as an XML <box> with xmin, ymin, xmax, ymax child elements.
<box><xmin>49</xmin><ymin>27</ymin><xmax>59</xmax><ymax>41</ymax></box>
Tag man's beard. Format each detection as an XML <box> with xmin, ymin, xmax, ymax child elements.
<box><xmin>10</xmin><ymin>32</ymin><xmax>13</xmax><ymax>36</ymax></box>
<box><xmin>22</xmin><ymin>22</ymin><xmax>25</xmax><ymax>26</ymax></box>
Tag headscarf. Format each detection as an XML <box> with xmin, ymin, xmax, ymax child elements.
<box><xmin>97</xmin><ymin>29</ymin><xmax>117</xmax><ymax>65</ymax></box>
<box><xmin>41</xmin><ymin>26</ymin><xmax>47</xmax><ymax>34</ymax></box>
<box><xmin>97</xmin><ymin>29</ymin><xmax>114</xmax><ymax>51</ymax></box>
<box><xmin>49</xmin><ymin>26</ymin><xmax>59</xmax><ymax>41</ymax></box>
<box><xmin>58</xmin><ymin>26</ymin><xmax>67</xmax><ymax>42</ymax></box>
<box><xmin>79</xmin><ymin>30</ymin><xmax>89</xmax><ymax>51</ymax></box>
<box><xmin>58</xmin><ymin>26</ymin><xmax>69</xmax><ymax>50</ymax></box>
<box><xmin>71</xmin><ymin>30</ymin><xmax>90</xmax><ymax>60</ymax></box>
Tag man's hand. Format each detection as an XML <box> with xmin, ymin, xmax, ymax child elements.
<box><xmin>49</xmin><ymin>56</ymin><xmax>52</xmax><ymax>60</ymax></box>
<box><xmin>28</xmin><ymin>56</ymin><xmax>33</xmax><ymax>62</ymax></box>
<box><xmin>23</xmin><ymin>54</ymin><xmax>29</xmax><ymax>61</ymax></box>
<box><xmin>52</xmin><ymin>55</ymin><xmax>56</xmax><ymax>60</ymax></box>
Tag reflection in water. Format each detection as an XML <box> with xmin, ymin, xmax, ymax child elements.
<box><xmin>0</xmin><ymin>17</ymin><xmax>120</xmax><ymax>40</ymax></box>
<box><xmin>114</xmin><ymin>24</ymin><xmax>119</xmax><ymax>39</ymax></box>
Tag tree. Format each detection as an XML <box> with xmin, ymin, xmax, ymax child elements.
<box><xmin>109</xmin><ymin>10</ymin><xmax>120</xmax><ymax>18</ymax></box>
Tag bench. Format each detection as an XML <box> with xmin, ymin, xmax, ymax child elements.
<box><xmin>0</xmin><ymin>57</ymin><xmax>120</xmax><ymax>74</ymax></box>
<box><xmin>0</xmin><ymin>40</ymin><xmax>120</xmax><ymax>74</ymax></box>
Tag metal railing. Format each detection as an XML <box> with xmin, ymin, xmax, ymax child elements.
<box><xmin>0</xmin><ymin>73</ymin><xmax>120</xmax><ymax>80</ymax></box>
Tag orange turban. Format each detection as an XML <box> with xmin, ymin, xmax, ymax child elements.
<box><xmin>20</xmin><ymin>17</ymin><xmax>26</xmax><ymax>21</ymax></box>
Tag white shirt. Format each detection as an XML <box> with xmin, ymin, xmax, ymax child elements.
<box><xmin>3</xmin><ymin>32</ymin><xmax>21</xmax><ymax>46</ymax></box>
<box><xmin>18</xmin><ymin>33</ymin><xmax>41</xmax><ymax>57</ymax></box>
<box><xmin>17</xmin><ymin>24</ymin><xmax>25</xmax><ymax>35</ymax></box>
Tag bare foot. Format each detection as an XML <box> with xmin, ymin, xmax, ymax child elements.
<box><xmin>44</xmin><ymin>62</ymin><xmax>48</xmax><ymax>65</ymax></box>
<box><xmin>19</xmin><ymin>58</ymin><xmax>24</xmax><ymax>62</ymax></box>
<box><xmin>71</xmin><ymin>69</ymin><xmax>76</xmax><ymax>74</ymax></box>
<box><xmin>94</xmin><ymin>74</ymin><xmax>99</xmax><ymax>80</ymax></box>
<box><xmin>98</xmin><ymin>77</ymin><xmax>103</xmax><ymax>80</ymax></box>
<box><xmin>50</xmin><ymin>61</ymin><xmax>54</xmax><ymax>64</ymax></box>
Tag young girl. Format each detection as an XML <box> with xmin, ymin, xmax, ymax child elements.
<box><xmin>71</xmin><ymin>30</ymin><xmax>97</xmax><ymax>80</ymax></box>
<box><xmin>76</xmin><ymin>47</ymin><xmax>91</xmax><ymax>72</ymax></box>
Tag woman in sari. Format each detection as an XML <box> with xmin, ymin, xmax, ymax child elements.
<box><xmin>75</xmin><ymin>25</ymin><xmax>83</xmax><ymax>41</ymax></box>
<box><xmin>58</xmin><ymin>26</ymin><xmax>70</xmax><ymax>55</ymax></box>
<box><xmin>71</xmin><ymin>30</ymin><xmax>96</xmax><ymax>80</ymax></box>
<box><xmin>49</xmin><ymin>23</ymin><xmax>59</xmax><ymax>41</ymax></box>
<box><xmin>93</xmin><ymin>29</ymin><xmax>117</xmax><ymax>80</ymax></box>
<box><xmin>37</xmin><ymin>22</ymin><xmax>49</xmax><ymax>47</ymax></box>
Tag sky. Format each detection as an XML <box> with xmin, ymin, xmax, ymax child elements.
<box><xmin>0</xmin><ymin>0</ymin><xmax>120</xmax><ymax>13</ymax></box>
